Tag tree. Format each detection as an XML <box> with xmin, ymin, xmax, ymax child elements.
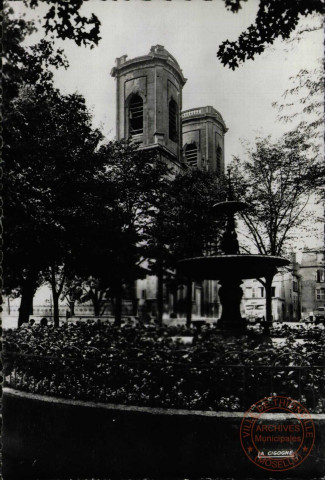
<box><xmin>273</xmin><ymin>60</ymin><xmax>323</xmax><ymax>147</ymax></box>
<box><xmin>76</xmin><ymin>277</ymin><xmax>111</xmax><ymax>318</ymax></box>
<box><xmin>231</xmin><ymin>131</ymin><xmax>324</xmax><ymax>323</ymax></box>
<box><xmin>71</xmin><ymin>140</ymin><xmax>172</xmax><ymax>325</ymax></box>
<box><xmin>3</xmin><ymin>5</ymin><xmax>69</xmax><ymax>325</ymax></box>
<box><xmin>4</xmin><ymin>0</ymin><xmax>102</xmax><ymax>102</ymax></box>
<box><xmin>146</xmin><ymin>168</ymin><xmax>226</xmax><ymax>326</ymax></box>
<box><xmin>43</xmin><ymin>265</ymin><xmax>66</xmax><ymax>327</ymax></box>
<box><xmin>3</xmin><ymin>1</ymin><xmax>70</xmax><ymax>106</ymax></box>
<box><xmin>25</xmin><ymin>0</ymin><xmax>101</xmax><ymax>48</ymax></box>
<box><xmin>218</xmin><ymin>0</ymin><xmax>323</xmax><ymax>69</ymax></box>
<box><xmin>3</xmin><ymin>85</ymin><xmax>104</xmax><ymax>326</ymax></box>
<box><xmin>60</xmin><ymin>277</ymin><xmax>84</xmax><ymax>318</ymax></box>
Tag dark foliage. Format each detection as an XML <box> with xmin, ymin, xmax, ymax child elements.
<box><xmin>218</xmin><ymin>0</ymin><xmax>323</xmax><ymax>69</ymax></box>
<box><xmin>3</xmin><ymin>2</ymin><xmax>69</xmax><ymax>104</ymax></box>
<box><xmin>25</xmin><ymin>0</ymin><xmax>101</xmax><ymax>48</ymax></box>
<box><xmin>3</xmin><ymin>85</ymin><xmax>104</xmax><ymax>324</ymax></box>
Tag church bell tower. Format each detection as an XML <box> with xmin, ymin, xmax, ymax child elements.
<box><xmin>182</xmin><ymin>106</ymin><xmax>228</xmax><ymax>175</ymax></box>
<box><xmin>111</xmin><ymin>45</ymin><xmax>187</xmax><ymax>170</ymax></box>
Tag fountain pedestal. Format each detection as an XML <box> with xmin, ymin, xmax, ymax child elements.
<box><xmin>217</xmin><ymin>278</ymin><xmax>246</xmax><ymax>331</ymax></box>
<box><xmin>178</xmin><ymin>254</ymin><xmax>289</xmax><ymax>332</ymax></box>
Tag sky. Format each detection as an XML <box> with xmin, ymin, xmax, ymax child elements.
<box><xmin>12</xmin><ymin>0</ymin><xmax>323</xmax><ymax>162</ymax></box>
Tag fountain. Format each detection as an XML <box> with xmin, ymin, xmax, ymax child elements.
<box><xmin>177</xmin><ymin>170</ymin><xmax>289</xmax><ymax>331</ymax></box>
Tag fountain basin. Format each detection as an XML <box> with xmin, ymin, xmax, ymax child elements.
<box><xmin>213</xmin><ymin>200</ymin><xmax>249</xmax><ymax>216</ymax></box>
<box><xmin>178</xmin><ymin>254</ymin><xmax>289</xmax><ymax>280</ymax></box>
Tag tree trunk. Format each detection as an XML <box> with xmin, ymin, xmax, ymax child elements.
<box><xmin>186</xmin><ymin>278</ymin><xmax>193</xmax><ymax>329</ymax></box>
<box><xmin>114</xmin><ymin>281</ymin><xmax>122</xmax><ymax>326</ymax></box>
<box><xmin>201</xmin><ymin>282</ymin><xmax>205</xmax><ymax>317</ymax></box>
<box><xmin>52</xmin><ymin>292</ymin><xmax>60</xmax><ymax>327</ymax></box>
<box><xmin>92</xmin><ymin>293</ymin><xmax>100</xmax><ymax>317</ymax></box>
<box><xmin>49</xmin><ymin>265</ymin><xmax>60</xmax><ymax>327</ymax></box>
<box><xmin>157</xmin><ymin>264</ymin><xmax>164</xmax><ymax>325</ymax></box>
<box><xmin>18</xmin><ymin>267</ymin><xmax>39</xmax><ymax>327</ymax></box>
<box><xmin>131</xmin><ymin>281</ymin><xmax>138</xmax><ymax>316</ymax></box>
<box><xmin>172</xmin><ymin>287</ymin><xmax>178</xmax><ymax>316</ymax></box>
<box><xmin>69</xmin><ymin>300</ymin><xmax>75</xmax><ymax>317</ymax></box>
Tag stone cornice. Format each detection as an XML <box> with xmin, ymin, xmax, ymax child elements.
<box><xmin>111</xmin><ymin>47</ymin><xmax>187</xmax><ymax>87</ymax></box>
<box><xmin>182</xmin><ymin>106</ymin><xmax>228</xmax><ymax>133</ymax></box>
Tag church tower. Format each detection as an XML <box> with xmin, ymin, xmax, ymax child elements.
<box><xmin>110</xmin><ymin>47</ymin><xmax>228</xmax><ymax>321</ymax></box>
<box><xmin>111</xmin><ymin>45</ymin><xmax>187</xmax><ymax>170</ymax></box>
<box><xmin>182</xmin><ymin>106</ymin><xmax>228</xmax><ymax>175</ymax></box>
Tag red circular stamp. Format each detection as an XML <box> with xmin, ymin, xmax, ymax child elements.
<box><xmin>240</xmin><ymin>396</ymin><xmax>315</xmax><ymax>472</ymax></box>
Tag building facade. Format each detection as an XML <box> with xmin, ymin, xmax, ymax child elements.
<box><xmin>242</xmin><ymin>261</ymin><xmax>301</xmax><ymax>323</ymax></box>
<box><xmin>300</xmin><ymin>250</ymin><xmax>325</xmax><ymax>317</ymax></box>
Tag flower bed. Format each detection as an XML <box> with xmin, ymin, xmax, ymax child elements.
<box><xmin>4</xmin><ymin>322</ymin><xmax>325</xmax><ymax>412</ymax></box>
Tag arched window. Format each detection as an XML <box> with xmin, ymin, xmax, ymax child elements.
<box><xmin>169</xmin><ymin>99</ymin><xmax>178</xmax><ymax>142</ymax></box>
<box><xmin>216</xmin><ymin>145</ymin><xmax>222</xmax><ymax>175</ymax></box>
<box><xmin>129</xmin><ymin>94</ymin><xmax>143</xmax><ymax>136</ymax></box>
<box><xmin>185</xmin><ymin>142</ymin><xmax>198</xmax><ymax>167</ymax></box>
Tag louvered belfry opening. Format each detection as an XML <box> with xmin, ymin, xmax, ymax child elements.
<box><xmin>185</xmin><ymin>142</ymin><xmax>198</xmax><ymax>167</ymax></box>
<box><xmin>169</xmin><ymin>99</ymin><xmax>178</xmax><ymax>142</ymax></box>
<box><xmin>129</xmin><ymin>94</ymin><xmax>143</xmax><ymax>136</ymax></box>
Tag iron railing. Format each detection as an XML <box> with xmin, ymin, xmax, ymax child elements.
<box><xmin>3</xmin><ymin>351</ymin><xmax>325</xmax><ymax>412</ymax></box>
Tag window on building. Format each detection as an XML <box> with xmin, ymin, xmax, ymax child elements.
<box><xmin>271</xmin><ymin>287</ymin><xmax>276</xmax><ymax>297</ymax></box>
<box><xmin>216</xmin><ymin>145</ymin><xmax>222</xmax><ymax>175</ymax></box>
<box><xmin>252</xmin><ymin>288</ymin><xmax>256</xmax><ymax>298</ymax></box>
<box><xmin>169</xmin><ymin>99</ymin><xmax>178</xmax><ymax>142</ymax></box>
<box><xmin>293</xmin><ymin>280</ymin><xmax>298</xmax><ymax>292</ymax></box>
<box><xmin>317</xmin><ymin>269</ymin><xmax>325</xmax><ymax>283</ymax></box>
<box><xmin>316</xmin><ymin>288</ymin><xmax>325</xmax><ymax>300</ymax></box>
<box><xmin>185</xmin><ymin>142</ymin><xmax>198</xmax><ymax>167</ymax></box>
<box><xmin>129</xmin><ymin>94</ymin><xmax>143</xmax><ymax>136</ymax></box>
<box><xmin>259</xmin><ymin>287</ymin><xmax>265</xmax><ymax>297</ymax></box>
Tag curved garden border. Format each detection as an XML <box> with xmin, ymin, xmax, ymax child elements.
<box><xmin>3</xmin><ymin>387</ymin><xmax>325</xmax><ymax>479</ymax></box>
